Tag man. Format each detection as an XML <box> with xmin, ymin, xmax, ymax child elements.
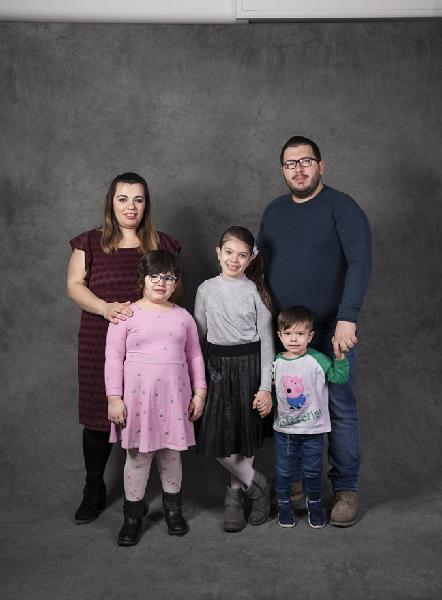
<box><xmin>257</xmin><ymin>136</ymin><xmax>372</xmax><ymax>526</ymax></box>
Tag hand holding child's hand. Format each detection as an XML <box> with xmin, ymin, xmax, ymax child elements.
<box><xmin>332</xmin><ymin>321</ymin><xmax>357</xmax><ymax>356</ymax></box>
<box><xmin>188</xmin><ymin>390</ymin><xmax>206</xmax><ymax>422</ymax></box>
<box><xmin>108</xmin><ymin>396</ymin><xmax>127</xmax><ymax>427</ymax></box>
<box><xmin>253</xmin><ymin>390</ymin><xmax>272</xmax><ymax>418</ymax></box>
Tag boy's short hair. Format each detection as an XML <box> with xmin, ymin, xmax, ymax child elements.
<box><xmin>277</xmin><ymin>305</ymin><xmax>314</xmax><ymax>332</ymax></box>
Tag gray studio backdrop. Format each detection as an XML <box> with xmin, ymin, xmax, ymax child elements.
<box><xmin>1</xmin><ymin>21</ymin><xmax>440</xmax><ymax>507</ymax></box>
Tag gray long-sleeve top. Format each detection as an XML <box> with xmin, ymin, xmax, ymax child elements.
<box><xmin>194</xmin><ymin>275</ymin><xmax>274</xmax><ymax>392</ymax></box>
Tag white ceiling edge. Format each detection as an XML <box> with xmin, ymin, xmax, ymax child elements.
<box><xmin>0</xmin><ymin>0</ymin><xmax>237</xmax><ymax>23</ymax></box>
<box><xmin>1</xmin><ymin>0</ymin><xmax>441</xmax><ymax>22</ymax></box>
<box><xmin>236</xmin><ymin>0</ymin><xmax>442</xmax><ymax>19</ymax></box>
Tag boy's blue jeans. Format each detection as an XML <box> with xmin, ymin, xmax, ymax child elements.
<box><xmin>291</xmin><ymin>328</ymin><xmax>360</xmax><ymax>492</ymax></box>
<box><xmin>274</xmin><ymin>431</ymin><xmax>324</xmax><ymax>505</ymax></box>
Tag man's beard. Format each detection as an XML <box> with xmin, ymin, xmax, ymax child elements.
<box><xmin>286</xmin><ymin>173</ymin><xmax>321</xmax><ymax>199</ymax></box>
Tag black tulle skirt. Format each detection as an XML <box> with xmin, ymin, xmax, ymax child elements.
<box><xmin>196</xmin><ymin>342</ymin><xmax>264</xmax><ymax>458</ymax></box>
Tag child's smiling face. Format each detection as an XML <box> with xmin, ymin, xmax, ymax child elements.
<box><xmin>278</xmin><ymin>321</ymin><xmax>314</xmax><ymax>357</ymax></box>
<box><xmin>216</xmin><ymin>236</ymin><xmax>252</xmax><ymax>279</ymax></box>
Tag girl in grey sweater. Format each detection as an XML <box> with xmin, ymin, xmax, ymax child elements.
<box><xmin>194</xmin><ymin>226</ymin><xmax>274</xmax><ymax>532</ymax></box>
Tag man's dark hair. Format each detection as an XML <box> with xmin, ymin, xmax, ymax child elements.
<box><xmin>280</xmin><ymin>136</ymin><xmax>321</xmax><ymax>165</ymax></box>
<box><xmin>277</xmin><ymin>305</ymin><xmax>314</xmax><ymax>332</ymax></box>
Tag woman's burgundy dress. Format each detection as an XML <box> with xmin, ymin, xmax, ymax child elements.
<box><xmin>69</xmin><ymin>228</ymin><xmax>181</xmax><ymax>431</ymax></box>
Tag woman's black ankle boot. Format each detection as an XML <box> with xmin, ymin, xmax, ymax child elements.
<box><xmin>117</xmin><ymin>499</ymin><xmax>147</xmax><ymax>546</ymax></box>
<box><xmin>162</xmin><ymin>491</ymin><xmax>189</xmax><ymax>536</ymax></box>
<box><xmin>74</xmin><ymin>481</ymin><xmax>106</xmax><ymax>524</ymax></box>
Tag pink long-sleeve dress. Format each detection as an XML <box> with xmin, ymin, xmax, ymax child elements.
<box><xmin>105</xmin><ymin>303</ymin><xmax>206</xmax><ymax>452</ymax></box>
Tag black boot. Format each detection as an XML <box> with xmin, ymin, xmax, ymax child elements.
<box><xmin>75</xmin><ymin>428</ymin><xmax>112</xmax><ymax>523</ymax></box>
<box><xmin>75</xmin><ymin>481</ymin><xmax>106</xmax><ymax>524</ymax></box>
<box><xmin>162</xmin><ymin>491</ymin><xmax>189</xmax><ymax>536</ymax></box>
<box><xmin>117</xmin><ymin>499</ymin><xmax>147</xmax><ymax>546</ymax></box>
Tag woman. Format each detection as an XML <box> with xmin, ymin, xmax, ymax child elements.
<box><xmin>67</xmin><ymin>172</ymin><xmax>180</xmax><ymax>524</ymax></box>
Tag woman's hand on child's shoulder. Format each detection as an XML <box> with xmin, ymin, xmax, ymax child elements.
<box><xmin>253</xmin><ymin>390</ymin><xmax>272</xmax><ymax>418</ymax></box>
<box><xmin>108</xmin><ymin>396</ymin><xmax>127</xmax><ymax>427</ymax></box>
<box><xmin>102</xmin><ymin>301</ymin><xmax>133</xmax><ymax>324</ymax></box>
<box><xmin>188</xmin><ymin>389</ymin><xmax>207</xmax><ymax>422</ymax></box>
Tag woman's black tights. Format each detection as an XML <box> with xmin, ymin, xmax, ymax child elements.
<box><xmin>83</xmin><ymin>427</ymin><xmax>112</xmax><ymax>487</ymax></box>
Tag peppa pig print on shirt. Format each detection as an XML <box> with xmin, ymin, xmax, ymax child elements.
<box><xmin>282</xmin><ymin>375</ymin><xmax>306</xmax><ymax>410</ymax></box>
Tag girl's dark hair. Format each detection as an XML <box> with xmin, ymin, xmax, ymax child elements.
<box><xmin>219</xmin><ymin>225</ymin><xmax>273</xmax><ymax>312</ymax></box>
<box><xmin>137</xmin><ymin>249</ymin><xmax>181</xmax><ymax>293</ymax></box>
<box><xmin>100</xmin><ymin>172</ymin><xmax>159</xmax><ymax>254</ymax></box>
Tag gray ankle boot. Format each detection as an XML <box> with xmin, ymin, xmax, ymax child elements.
<box><xmin>244</xmin><ymin>471</ymin><xmax>271</xmax><ymax>525</ymax></box>
<box><xmin>224</xmin><ymin>487</ymin><xmax>246</xmax><ymax>532</ymax></box>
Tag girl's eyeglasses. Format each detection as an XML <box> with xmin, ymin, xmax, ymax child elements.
<box><xmin>147</xmin><ymin>274</ymin><xmax>177</xmax><ymax>285</ymax></box>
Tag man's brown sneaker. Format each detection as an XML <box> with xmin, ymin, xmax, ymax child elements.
<box><xmin>330</xmin><ymin>491</ymin><xmax>358</xmax><ymax>527</ymax></box>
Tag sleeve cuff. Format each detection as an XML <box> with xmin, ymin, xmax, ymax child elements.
<box><xmin>192</xmin><ymin>380</ymin><xmax>207</xmax><ymax>390</ymax></box>
<box><xmin>106</xmin><ymin>388</ymin><xmax>123</xmax><ymax>396</ymax></box>
<box><xmin>259</xmin><ymin>386</ymin><xmax>272</xmax><ymax>393</ymax></box>
<box><xmin>336</xmin><ymin>316</ymin><xmax>357</xmax><ymax>324</ymax></box>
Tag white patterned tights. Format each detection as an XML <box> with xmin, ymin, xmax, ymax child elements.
<box><xmin>124</xmin><ymin>448</ymin><xmax>182</xmax><ymax>501</ymax></box>
<box><xmin>217</xmin><ymin>454</ymin><xmax>254</xmax><ymax>489</ymax></box>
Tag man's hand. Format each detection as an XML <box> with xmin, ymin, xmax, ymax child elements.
<box><xmin>332</xmin><ymin>321</ymin><xmax>357</xmax><ymax>357</ymax></box>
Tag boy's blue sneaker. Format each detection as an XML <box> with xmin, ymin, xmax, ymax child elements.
<box><xmin>306</xmin><ymin>498</ymin><xmax>326</xmax><ymax>528</ymax></box>
<box><xmin>277</xmin><ymin>505</ymin><xmax>296</xmax><ymax>528</ymax></box>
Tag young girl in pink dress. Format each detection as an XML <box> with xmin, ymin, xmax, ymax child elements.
<box><xmin>105</xmin><ymin>250</ymin><xmax>206</xmax><ymax>546</ymax></box>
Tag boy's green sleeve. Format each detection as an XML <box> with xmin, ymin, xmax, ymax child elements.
<box><xmin>307</xmin><ymin>348</ymin><xmax>349</xmax><ymax>385</ymax></box>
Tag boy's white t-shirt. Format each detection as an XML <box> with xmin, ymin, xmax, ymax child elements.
<box><xmin>273</xmin><ymin>348</ymin><xmax>349</xmax><ymax>435</ymax></box>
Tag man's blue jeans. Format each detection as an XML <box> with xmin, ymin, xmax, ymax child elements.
<box><xmin>290</xmin><ymin>329</ymin><xmax>360</xmax><ymax>491</ymax></box>
<box><xmin>275</xmin><ymin>431</ymin><xmax>324</xmax><ymax>504</ymax></box>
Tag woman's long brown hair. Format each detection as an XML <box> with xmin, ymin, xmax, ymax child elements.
<box><xmin>100</xmin><ymin>172</ymin><xmax>159</xmax><ymax>254</ymax></box>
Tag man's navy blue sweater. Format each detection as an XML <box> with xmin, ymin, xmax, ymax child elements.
<box><xmin>257</xmin><ymin>185</ymin><xmax>372</xmax><ymax>328</ymax></box>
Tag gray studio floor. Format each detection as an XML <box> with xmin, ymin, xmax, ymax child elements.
<box><xmin>1</xmin><ymin>443</ymin><xmax>441</xmax><ymax>600</ymax></box>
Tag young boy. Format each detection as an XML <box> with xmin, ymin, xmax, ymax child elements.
<box><xmin>273</xmin><ymin>306</ymin><xmax>349</xmax><ymax>528</ymax></box>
